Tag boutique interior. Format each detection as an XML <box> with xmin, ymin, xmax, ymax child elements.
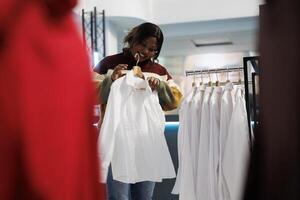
<box><xmin>73</xmin><ymin>0</ymin><xmax>263</xmax><ymax>199</ymax></box>
<box><xmin>1</xmin><ymin>0</ymin><xmax>299</xmax><ymax>199</ymax></box>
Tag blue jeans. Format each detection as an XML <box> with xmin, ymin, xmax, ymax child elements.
<box><xmin>106</xmin><ymin>166</ymin><xmax>155</xmax><ymax>200</ymax></box>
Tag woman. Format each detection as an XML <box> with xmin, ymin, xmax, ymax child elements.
<box><xmin>94</xmin><ymin>22</ymin><xmax>182</xmax><ymax>200</ymax></box>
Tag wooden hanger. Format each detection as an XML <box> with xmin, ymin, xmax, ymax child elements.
<box><xmin>133</xmin><ymin>53</ymin><xmax>144</xmax><ymax>79</ymax></box>
<box><xmin>238</xmin><ymin>68</ymin><xmax>242</xmax><ymax>84</ymax></box>
<box><xmin>226</xmin><ymin>66</ymin><xmax>230</xmax><ymax>83</ymax></box>
<box><xmin>192</xmin><ymin>70</ymin><xmax>196</xmax><ymax>87</ymax></box>
<box><xmin>208</xmin><ymin>70</ymin><xmax>212</xmax><ymax>87</ymax></box>
<box><xmin>215</xmin><ymin>69</ymin><xmax>220</xmax><ymax>86</ymax></box>
<box><xmin>199</xmin><ymin>69</ymin><xmax>203</xmax><ymax>86</ymax></box>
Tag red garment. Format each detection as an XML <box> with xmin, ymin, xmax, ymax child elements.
<box><xmin>0</xmin><ymin>1</ymin><xmax>104</xmax><ymax>199</ymax></box>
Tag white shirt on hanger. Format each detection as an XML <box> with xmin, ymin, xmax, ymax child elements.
<box><xmin>190</xmin><ymin>85</ymin><xmax>206</xmax><ymax>181</ymax></box>
<box><xmin>196</xmin><ymin>86</ymin><xmax>213</xmax><ymax>200</ymax></box>
<box><xmin>98</xmin><ymin>70</ymin><xmax>175</xmax><ymax>184</ymax></box>
<box><xmin>223</xmin><ymin>86</ymin><xmax>250</xmax><ymax>200</ymax></box>
<box><xmin>172</xmin><ymin>86</ymin><xmax>197</xmax><ymax>200</ymax></box>
<box><xmin>208</xmin><ymin>86</ymin><xmax>222</xmax><ymax>200</ymax></box>
<box><xmin>218</xmin><ymin>82</ymin><xmax>234</xmax><ymax>200</ymax></box>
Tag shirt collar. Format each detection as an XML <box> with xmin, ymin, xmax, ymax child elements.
<box><xmin>125</xmin><ymin>70</ymin><xmax>151</xmax><ymax>92</ymax></box>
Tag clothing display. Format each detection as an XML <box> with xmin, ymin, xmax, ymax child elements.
<box><xmin>98</xmin><ymin>70</ymin><xmax>176</xmax><ymax>183</ymax></box>
<box><xmin>173</xmin><ymin>82</ymin><xmax>251</xmax><ymax>200</ymax></box>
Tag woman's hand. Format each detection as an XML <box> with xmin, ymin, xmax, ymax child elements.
<box><xmin>111</xmin><ymin>64</ymin><xmax>128</xmax><ymax>81</ymax></box>
<box><xmin>147</xmin><ymin>77</ymin><xmax>160</xmax><ymax>91</ymax></box>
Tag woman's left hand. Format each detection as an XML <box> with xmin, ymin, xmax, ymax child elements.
<box><xmin>147</xmin><ymin>77</ymin><xmax>160</xmax><ymax>91</ymax></box>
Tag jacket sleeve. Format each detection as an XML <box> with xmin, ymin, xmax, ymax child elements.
<box><xmin>92</xmin><ymin>72</ymin><xmax>105</xmax><ymax>104</ymax></box>
<box><xmin>157</xmin><ymin>79</ymin><xmax>183</xmax><ymax>111</ymax></box>
<box><xmin>92</xmin><ymin>70</ymin><xmax>114</xmax><ymax>105</ymax></box>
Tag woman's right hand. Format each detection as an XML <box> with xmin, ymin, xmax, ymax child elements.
<box><xmin>111</xmin><ymin>64</ymin><xmax>128</xmax><ymax>81</ymax></box>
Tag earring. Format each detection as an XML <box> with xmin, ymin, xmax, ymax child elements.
<box><xmin>151</xmin><ymin>57</ymin><xmax>154</xmax><ymax>62</ymax></box>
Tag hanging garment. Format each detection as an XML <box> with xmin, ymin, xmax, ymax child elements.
<box><xmin>172</xmin><ymin>87</ymin><xmax>197</xmax><ymax>200</ymax></box>
<box><xmin>190</xmin><ymin>85</ymin><xmax>206</xmax><ymax>180</ymax></box>
<box><xmin>98</xmin><ymin>70</ymin><xmax>175</xmax><ymax>184</ymax></box>
<box><xmin>208</xmin><ymin>86</ymin><xmax>222</xmax><ymax>200</ymax></box>
<box><xmin>223</xmin><ymin>86</ymin><xmax>250</xmax><ymax>200</ymax></box>
<box><xmin>218</xmin><ymin>82</ymin><xmax>234</xmax><ymax>200</ymax></box>
<box><xmin>196</xmin><ymin>87</ymin><xmax>213</xmax><ymax>200</ymax></box>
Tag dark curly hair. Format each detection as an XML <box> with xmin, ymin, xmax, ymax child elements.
<box><xmin>124</xmin><ymin>22</ymin><xmax>164</xmax><ymax>60</ymax></box>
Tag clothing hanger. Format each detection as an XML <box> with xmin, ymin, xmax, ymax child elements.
<box><xmin>199</xmin><ymin>69</ymin><xmax>203</xmax><ymax>86</ymax></box>
<box><xmin>133</xmin><ymin>53</ymin><xmax>144</xmax><ymax>79</ymax></box>
<box><xmin>226</xmin><ymin>66</ymin><xmax>230</xmax><ymax>83</ymax></box>
<box><xmin>192</xmin><ymin>70</ymin><xmax>196</xmax><ymax>87</ymax></box>
<box><xmin>238</xmin><ymin>67</ymin><xmax>242</xmax><ymax>85</ymax></box>
<box><xmin>215</xmin><ymin>69</ymin><xmax>220</xmax><ymax>86</ymax></box>
<box><xmin>208</xmin><ymin>69</ymin><xmax>212</xmax><ymax>87</ymax></box>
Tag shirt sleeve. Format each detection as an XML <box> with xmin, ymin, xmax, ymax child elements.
<box><xmin>157</xmin><ymin>79</ymin><xmax>183</xmax><ymax>111</ymax></box>
<box><xmin>92</xmin><ymin>72</ymin><xmax>105</xmax><ymax>104</ymax></box>
<box><xmin>97</xmin><ymin>80</ymin><xmax>121</xmax><ymax>183</ymax></box>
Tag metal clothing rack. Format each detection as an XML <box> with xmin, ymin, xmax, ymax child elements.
<box><xmin>186</xmin><ymin>63</ymin><xmax>257</xmax><ymax>150</ymax></box>
<box><xmin>185</xmin><ymin>66</ymin><xmax>244</xmax><ymax>86</ymax></box>
<box><xmin>81</xmin><ymin>7</ymin><xmax>106</xmax><ymax>66</ymax></box>
<box><xmin>185</xmin><ymin>66</ymin><xmax>243</xmax><ymax>77</ymax></box>
<box><xmin>243</xmin><ymin>56</ymin><xmax>260</xmax><ymax>147</ymax></box>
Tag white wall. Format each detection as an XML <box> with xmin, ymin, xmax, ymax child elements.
<box><xmin>152</xmin><ymin>0</ymin><xmax>261</xmax><ymax>24</ymax></box>
<box><xmin>105</xmin><ymin>21</ymin><xmax>120</xmax><ymax>56</ymax></box>
<box><xmin>75</xmin><ymin>0</ymin><xmax>261</xmax><ymax>24</ymax></box>
<box><xmin>74</xmin><ymin>0</ymin><xmax>152</xmax><ymax>21</ymax></box>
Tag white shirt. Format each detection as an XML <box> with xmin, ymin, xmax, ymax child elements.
<box><xmin>223</xmin><ymin>86</ymin><xmax>250</xmax><ymax>200</ymax></box>
<box><xmin>196</xmin><ymin>86</ymin><xmax>213</xmax><ymax>200</ymax></box>
<box><xmin>172</xmin><ymin>87</ymin><xmax>197</xmax><ymax>200</ymax></box>
<box><xmin>209</xmin><ymin>86</ymin><xmax>222</xmax><ymax>200</ymax></box>
<box><xmin>190</xmin><ymin>85</ymin><xmax>206</xmax><ymax>180</ymax></box>
<box><xmin>98</xmin><ymin>70</ymin><xmax>175</xmax><ymax>183</ymax></box>
<box><xmin>218</xmin><ymin>82</ymin><xmax>234</xmax><ymax>200</ymax></box>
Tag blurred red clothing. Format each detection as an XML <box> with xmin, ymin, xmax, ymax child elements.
<box><xmin>0</xmin><ymin>0</ymin><xmax>104</xmax><ymax>199</ymax></box>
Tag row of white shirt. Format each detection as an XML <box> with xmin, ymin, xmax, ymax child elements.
<box><xmin>173</xmin><ymin>82</ymin><xmax>251</xmax><ymax>200</ymax></box>
<box><xmin>97</xmin><ymin>70</ymin><xmax>175</xmax><ymax>184</ymax></box>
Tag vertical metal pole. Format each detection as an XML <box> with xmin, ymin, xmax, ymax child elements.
<box><xmin>252</xmin><ymin>73</ymin><xmax>258</xmax><ymax>130</ymax></box>
<box><xmin>102</xmin><ymin>10</ymin><xmax>106</xmax><ymax>57</ymax></box>
<box><xmin>94</xmin><ymin>7</ymin><xmax>98</xmax><ymax>52</ymax></box>
<box><xmin>243</xmin><ymin>57</ymin><xmax>253</xmax><ymax>148</ymax></box>
<box><xmin>90</xmin><ymin>11</ymin><xmax>94</xmax><ymax>66</ymax></box>
<box><xmin>81</xmin><ymin>9</ymin><xmax>86</xmax><ymax>47</ymax></box>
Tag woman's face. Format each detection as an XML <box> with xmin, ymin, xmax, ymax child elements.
<box><xmin>131</xmin><ymin>37</ymin><xmax>158</xmax><ymax>63</ymax></box>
